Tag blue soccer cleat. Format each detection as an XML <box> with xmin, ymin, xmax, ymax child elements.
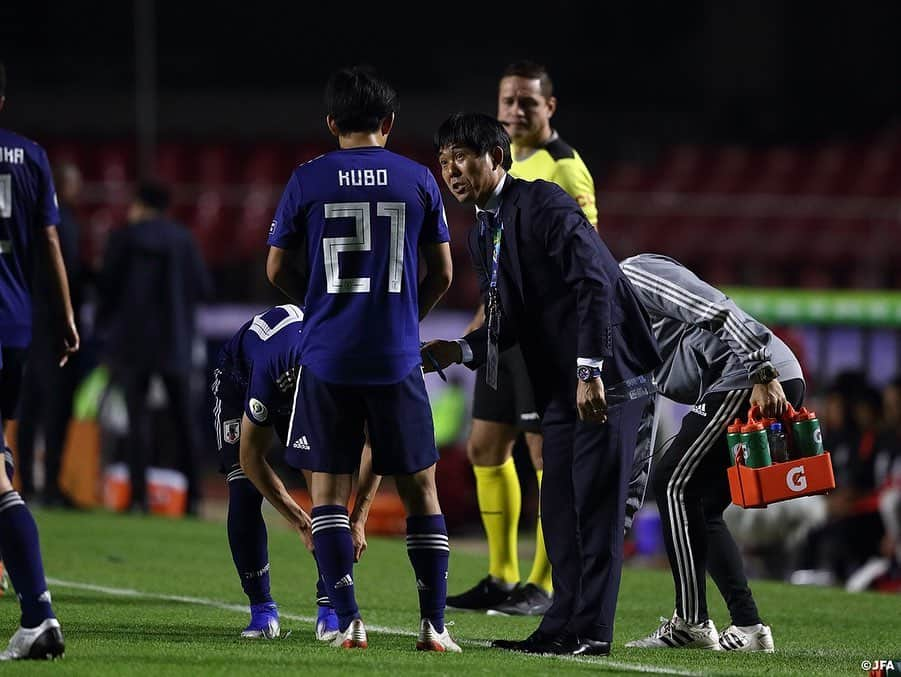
<box><xmin>315</xmin><ymin>604</ymin><xmax>339</xmax><ymax>642</ymax></box>
<box><xmin>241</xmin><ymin>602</ymin><xmax>280</xmax><ymax>639</ymax></box>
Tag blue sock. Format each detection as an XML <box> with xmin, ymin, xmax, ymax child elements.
<box><xmin>4</xmin><ymin>446</ymin><xmax>14</xmax><ymax>482</ymax></box>
<box><xmin>406</xmin><ymin>514</ymin><xmax>449</xmax><ymax>633</ymax></box>
<box><xmin>314</xmin><ymin>552</ymin><xmax>331</xmax><ymax>608</ymax></box>
<box><xmin>0</xmin><ymin>491</ymin><xmax>55</xmax><ymax>628</ymax></box>
<box><xmin>227</xmin><ymin>476</ymin><xmax>272</xmax><ymax>605</ymax></box>
<box><xmin>311</xmin><ymin>505</ymin><xmax>358</xmax><ymax>631</ymax></box>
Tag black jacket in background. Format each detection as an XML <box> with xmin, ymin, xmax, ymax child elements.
<box><xmin>98</xmin><ymin>217</ymin><xmax>211</xmax><ymax>372</ymax></box>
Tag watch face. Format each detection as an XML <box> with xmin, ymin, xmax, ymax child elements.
<box><xmin>577</xmin><ymin>366</ymin><xmax>591</xmax><ymax>381</ymax></box>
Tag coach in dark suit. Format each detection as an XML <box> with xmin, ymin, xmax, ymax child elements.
<box><xmin>424</xmin><ymin>113</ymin><xmax>660</xmax><ymax>656</ymax></box>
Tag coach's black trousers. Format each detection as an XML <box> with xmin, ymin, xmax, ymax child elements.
<box><xmin>653</xmin><ymin>380</ymin><xmax>804</xmax><ymax>627</ymax></box>
<box><xmin>537</xmin><ymin>394</ymin><xmax>649</xmax><ymax>642</ymax></box>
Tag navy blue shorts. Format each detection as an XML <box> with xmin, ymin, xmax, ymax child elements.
<box><xmin>211</xmin><ymin>369</ymin><xmax>294</xmax><ymax>474</ymax></box>
<box><xmin>287</xmin><ymin>365</ymin><xmax>438</xmax><ymax>476</ymax></box>
<box><xmin>0</xmin><ymin>346</ymin><xmax>28</xmax><ymax>422</ymax></box>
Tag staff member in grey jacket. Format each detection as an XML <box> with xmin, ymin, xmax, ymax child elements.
<box><xmin>620</xmin><ymin>253</ymin><xmax>805</xmax><ymax>654</ymax></box>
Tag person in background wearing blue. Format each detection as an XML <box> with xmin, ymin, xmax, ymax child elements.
<box><xmin>0</xmin><ymin>61</ymin><xmax>78</xmax><ymax>660</ymax></box>
<box><xmin>261</xmin><ymin>66</ymin><xmax>458</xmax><ymax>652</ymax></box>
<box><xmin>97</xmin><ymin>181</ymin><xmax>211</xmax><ymax>515</ymax></box>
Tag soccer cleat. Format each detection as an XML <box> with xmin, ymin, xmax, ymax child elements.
<box><xmin>625</xmin><ymin>613</ymin><xmax>721</xmax><ymax>650</ymax></box>
<box><xmin>315</xmin><ymin>604</ymin><xmax>339</xmax><ymax>642</ymax></box>
<box><xmin>416</xmin><ymin>619</ymin><xmax>462</xmax><ymax>653</ymax></box>
<box><xmin>718</xmin><ymin>623</ymin><xmax>775</xmax><ymax>652</ymax></box>
<box><xmin>241</xmin><ymin>602</ymin><xmax>280</xmax><ymax>639</ymax></box>
<box><xmin>331</xmin><ymin>618</ymin><xmax>368</xmax><ymax>649</ymax></box>
<box><xmin>486</xmin><ymin>583</ymin><xmax>552</xmax><ymax>616</ymax></box>
<box><xmin>0</xmin><ymin>618</ymin><xmax>65</xmax><ymax>660</ymax></box>
<box><xmin>445</xmin><ymin>576</ymin><xmax>516</xmax><ymax>611</ymax></box>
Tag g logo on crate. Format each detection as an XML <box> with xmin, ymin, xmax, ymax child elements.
<box><xmin>223</xmin><ymin>419</ymin><xmax>240</xmax><ymax>445</ymax></box>
<box><xmin>249</xmin><ymin>398</ymin><xmax>268</xmax><ymax>423</ymax></box>
<box><xmin>786</xmin><ymin>466</ymin><xmax>808</xmax><ymax>492</ymax></box>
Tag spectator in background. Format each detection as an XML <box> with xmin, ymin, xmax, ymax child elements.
<box><xmin>97</xmin><ymin>181</ymin><xmax>211</xmax><ymax>515</ymax></box>
<box><xmin>16</xmin><ymin>163</ymin><xmax>83</xmax><ymax>507</ymax></box>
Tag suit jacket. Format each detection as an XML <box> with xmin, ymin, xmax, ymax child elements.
<box><xmin>97</xmin><ymin>217</ymin><xmax>212</xmax><ymax>373</ymax></box>
<box><xmin>464</xmin><ymin>176</ymin><xmax>660</xmax><ymax>414</ymax></box>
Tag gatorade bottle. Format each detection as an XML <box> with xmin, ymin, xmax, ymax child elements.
<box><xmin>768</xmin><ymin>422</ymin><xmax>788</xmax><ymax>463</ymax></box>
<box><xmin>792</xmin><ymin>407</ymin><xmax>824</xmax><ymax>457</ymax></box>
<box><xmin>727</xmin><ymin>419</ymin><xmax>744</xmax><ymax>466</ymax></box>
<box><xmin>741</xmin><ymin>421</ymin><xmax>772</xmax><ymax>468</ymax></box>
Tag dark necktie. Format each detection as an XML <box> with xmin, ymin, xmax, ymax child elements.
<box><xmin>479</xmin><ymin>210</ymin><xmax>503</xmax><ymax>390</ymax></box>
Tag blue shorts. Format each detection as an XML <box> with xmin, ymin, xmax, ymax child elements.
<box><xmin>287</xmin><ymin>365</ymin><xmax>438</xmax><ymax>476</ymax></box>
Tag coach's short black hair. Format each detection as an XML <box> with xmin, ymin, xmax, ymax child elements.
<box><xmin>325</xmin><ymin>66</ymin><xmax>398</xmax><ymax>134</ymax></box>
<box><xmin>0</xmin><ymin>62</ymin><xmax>6</xmax><ymax>97</ymax></box>
<box><xmin>502</xmin><ymin>60</ymin><xmax>554</xmax><ymax>99</ymax></box>
<box><xmin>136</xmin><ymin>180</ymin><xmax>171</xmax><ymax>212</ymax></box>
<box><xmin>434</xmin><ymin>113</ymin><xmax>512</xmax><ymax>171</ymax></box>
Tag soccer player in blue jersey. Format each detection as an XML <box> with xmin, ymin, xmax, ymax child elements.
<box><xmin>214</xmin><ymin>304</ymin><xmax>381</xmax><ymax>641</ymax></box>
<box><xmin>0</xmin><ymin>62</ymin><xmax>78</xmax><ymax>660</ymax></box>
<box><xmin>261</xmin><ymin>66</ymin><xmax>457</xmax><ymax>652</ymax></box>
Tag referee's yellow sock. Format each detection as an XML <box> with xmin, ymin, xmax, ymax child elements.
<box><xmin>473</xmin><ymin>458</ymin><xmax>521</xmax><ymax>585</ymax></box>
<box><xmin>525</xmin><ymin>469</ymin><xmax>553</xmax><ymax>593</ymax></box>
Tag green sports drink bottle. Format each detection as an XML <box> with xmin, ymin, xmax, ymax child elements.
<box><xmin>727</xmin><ymin>419</ymin><xmax>744</xmax><ymax>466</ymax></box>
<box><xmin>791</xmin><ymin>407</ymin><xmax>824</xmax><ymax>457</ymax></box>
<box><xmin>741</xmin><ymin>422</ymin><xmax>772</xmax><ymax>468</ymax></box>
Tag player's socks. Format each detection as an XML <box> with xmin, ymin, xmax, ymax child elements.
<box><xmin>227</xmin><ymin>475</ymin><xmax>273</xmax><ymax>604</ymax></box>
<box><xmin>473</xmin><ymin>458</ymin><xmax>520</xmax><ymax>585</ymax></box>
<box><xmin>3</xmin><ymin>447</ymin><xmax>14</xmax><ymax>482</ymax></box>
<box><xmin>406</xmin><ymin>514</ymin><xmax>450</xmax><ymax>633</ymax></box>
<box><xmin>314</xmin><ymin>553</ymin><xmax>331</xmax><ymax>607</ymax></box>
<box><xmin>311</xmin><ymin>505</ymin><xmax>359</xmax><ymax>632</ymax></box>
<box><xmin>0</xmin><ymin>492</ymin><xmax>55</xmax><ymax>627</ymax></box>
<box><xmin>525</xmin><ymin>469</ymin><xmax>552</xmax><ymax>593</ymax></box>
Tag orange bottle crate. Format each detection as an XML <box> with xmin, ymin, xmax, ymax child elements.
<box><xmin>727</xmin><ymin>452</ymin><xmax>836</xmax><ymax>508</ymax></box>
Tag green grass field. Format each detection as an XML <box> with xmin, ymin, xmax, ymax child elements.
<box><xmin>0</xmin><ymin>508</ymin><xmax>895</xmax><ymax>676</ymax></box>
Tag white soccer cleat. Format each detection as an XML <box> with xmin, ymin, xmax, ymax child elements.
<box><xmin>0</xmin><ymin>618</ymin><xmax>65</xmax><ymax>661</ymax></box>
<box><xmin>331</xmin><ymin>618</ymin><xmax>368</xmax><ymax>649</ymax></box>
<box><xmin>625</xmin><ymin>613</ymin><xmax>721</xmax><ymax>650</ymax></box>
<box><xmin>718</xmin><ymin>623</ymin><xmax>775</xmax><ymax>652</ymax></box>
<box><xmin>416</xmin><ymin>619</ymin><xmax>462</xmax><ymax>653</ymax></box>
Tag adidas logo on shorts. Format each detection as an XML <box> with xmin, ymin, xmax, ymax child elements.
<box><xmin>293</xmin><ymin>435</ymin><xmax>311</xmax><ymax>450</ymax></box>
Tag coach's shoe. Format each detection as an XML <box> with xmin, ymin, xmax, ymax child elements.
<box><xmin>492</xmin><ymin>629</ymin><xmax>578</xmax><ymax>655</ymax></box>
<box><xmin>572</xmin><ymin>638</ymin><xmax>611</xmax><ymax>657</ymax></box>
<box><xmin>331</xmin><ymin>618</ymin><xmax>368</xmax><ymax>649</ymax></box>
<box><xmin>487</xmin><ymin>583</ymin><xmax>552</xmax><ymax>616</ymax></box>
<box><xmin>718</xmin><ymin>623</ymin><xmax>775</xmax><ymax>652</ymax></box>
<box><xmin>0</xmin><ymin>618</ymin><xmax>65</xmax><ymax>660</ymax></box>
<box><xmin>241</xmin><ymin>602</ymin><xmax>280</xmax><ymax>639</ymax></box>
<box><xmin>625</xmin><ymin>613</ymin><xmax>721</xmax><ymax>650</ymax></box>
<box><xmin>446</xmin><ymin>576</ymin><xmax>516</xmax><ymax>611</ymax></box>
<box><xmin>315</xmin><ymin>604</ymin><xmax>339</xmax><ymax>642</ymax></box>
<box><xmin>416</xmin><ymin>619</ymin><xmax>462</xmax><ymax>652</ymax></box>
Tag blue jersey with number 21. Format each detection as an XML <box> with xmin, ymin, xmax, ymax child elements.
<box><xmin>268</xmin><ymin>147</ymin><xmax>449</xmax><ymax>385</ymax></box>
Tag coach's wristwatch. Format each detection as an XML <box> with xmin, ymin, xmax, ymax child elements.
<box><xmin>751</xmin><ymin>363</ymin><xmax>780</xmax><ymax>384</ymax></box>
<box><xmin>577</xmin><ymin>365</ymin><xmax>602</xmax><ymax>382</ymax></box>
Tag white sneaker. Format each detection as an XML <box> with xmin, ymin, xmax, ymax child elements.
<box><xmin>718</xmin><ymin>624</ymin><xmax>774</xmax><ymax>652</ymax></box>
<box><xmin>626</xmin><ymin>613</ymin><xmax>721</xmax><ymax>650</ymax></box>
<box><xmin>416</xmin><ymin>619</ymin><xmax>462</xmax><ymax>653</ymax></box>
<box><xmin>331</xmin><ymin>618</ymin><xmax>368</xmax><ymax>649</ymax></box>
<box><xmin>0</xmin><ymin>618</ymin><xmax>65</xmax><ymax>660</ymax></box>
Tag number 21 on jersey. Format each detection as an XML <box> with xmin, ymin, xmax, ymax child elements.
<box><xmin>323</xmin><ymin>201</ymin><xmax>405</xmax><ymax>294</ymax></box>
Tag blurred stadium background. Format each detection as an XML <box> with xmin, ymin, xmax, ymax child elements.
<box><xmin>2</xmin><ymin>0</ymin><xmax>900</xmax><ymax>598</ymax></box>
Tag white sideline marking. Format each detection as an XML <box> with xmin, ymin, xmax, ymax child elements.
<box><xmin>47</xmin><ymin>577</ymin><xmax>704</xmax><ymax>675</ymax></box>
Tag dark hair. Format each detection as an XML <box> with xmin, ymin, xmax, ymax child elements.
<box><xmin>434</xmin><ymin>113</ymin><xmax>512</xmax><ymax>171</ymax></box>
<box><xmin>502</xmin><ymin>60</ymin><xmax>554</xmax><ymax>99</ymax></box>
<box><xmin>136</xmin><ymin>180</ymin><xmax>171</xmax><ymax>212</ymax></box>
<box><xmin>0</xmin><ymin>62</ymin><xmax>6</xmax><ymax>97</ymax></box>
<box><xmin>324</xmin><ymin>66</ymin><xmax>398</xmax><ymax>134</ymax></box>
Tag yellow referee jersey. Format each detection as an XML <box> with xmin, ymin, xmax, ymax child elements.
<box><xmin>510</xmin><ymin>136</ymin><xmax>598</xmax><ymax>226</ymax></box>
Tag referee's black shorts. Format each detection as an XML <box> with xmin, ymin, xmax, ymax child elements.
<box><xmin>472</xmin><ymin>345</ymin><xmax>541</xmax><ymax>433</ymax></box>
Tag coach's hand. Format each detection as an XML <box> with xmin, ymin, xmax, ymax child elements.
<box><xmin>296</xmin><ymin>511</ymin><xmax>314</xmax><ymax>552</ymax></box>
<box><xmin>577</xmin><ymin>377</ymin><xmax>608</xmax><ymax>424</ymax></box>
<box><xmin>420</xmin><ymin>340</ymin><xmax>461</xmax><ymax>372</ymax></box>
<box><xmin>751</xmin><ymin>380</ymin><xmax>787</xmax><ymax>419</ymax></box>
<box><xmin>351</xmin><ymin>519</ymin><xmax>367</xmax><ymax>562</ymax></box>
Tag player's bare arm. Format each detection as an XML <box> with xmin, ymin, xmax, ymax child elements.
<box><xmin>350</xmin><ymin>443</ymin><xmax>382</xmax><ymax>562</ymax></box>
<box><xmin>42</xmin><ymin>224</ymin><xmax>79</xmax><ymax>366</ymax></box>
<box><xmin>238</xmin><ymin>413</ymin><xmax>313</xmax><ymax>550</ymax></box>
<box><xmin>418</xmin><ymin>242</ymin><xmax>453</xmax><ymax>321</ymax></box>
<box><xmin>266</xmin><ymin>245</ymin><xmax>308</xmax><ymax>303</ymax></box>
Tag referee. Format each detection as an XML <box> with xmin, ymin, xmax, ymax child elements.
<box><xmin>620</xmin><ymin>254</ymin><xmax>806</xmax><ymax>653</ymax></box>
<box><xmin>447</xmin><ymin>61</ymin><xmax>598</xmax><ymax>617</ymax></box>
